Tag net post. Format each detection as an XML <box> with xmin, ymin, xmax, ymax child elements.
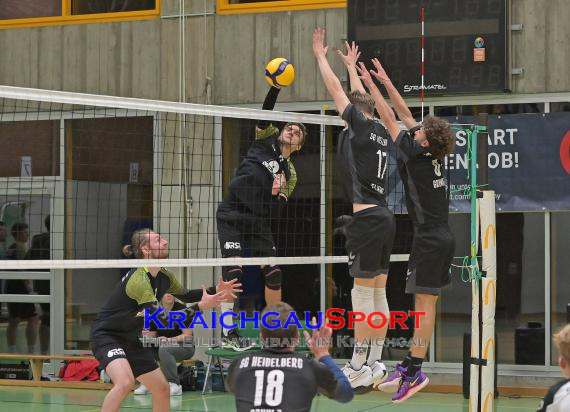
<box><xmin>470</xmin><ymin>113</ymin><xmax>496</xmax><ymax>412</ymax></box>
<box><xmin>469</xmin><ymin>119</ymin><xmax>480</xmax><ymax>412</ymax></box>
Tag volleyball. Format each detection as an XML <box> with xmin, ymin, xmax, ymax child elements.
<box><xmin>265</xmin><ymin>58</ymin><xmax>295</xmax><ymax>88</ymax></box>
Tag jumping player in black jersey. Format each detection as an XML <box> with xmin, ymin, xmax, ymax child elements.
<box><xmin>228</xmin><ymin>302</ymin><xmax>353</xmax><ymax>411</ymax></box>
<box><xmin>216</xmin><ymin>86</ymin><xmax>307</xmax><ymax>349</ymax></box>
<box><xmin>90</xmin><ymin>229</ymin><xmax>241</xmax><ymax>412</ymax></box>
<box><xmin>355</xmin><ymin>58</ymin><xmax>455</xmax><ymax>402</ymax></box>
<box><xmin>313</xmin><ymin>27</ymin><xmax>395</xmax><ymax>391</ymax></box>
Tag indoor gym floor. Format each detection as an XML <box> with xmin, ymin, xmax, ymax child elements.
<box><xmin>0</xmin><ymin>386</ymin><xmax>542</xmax><ymax>411</ymax></box>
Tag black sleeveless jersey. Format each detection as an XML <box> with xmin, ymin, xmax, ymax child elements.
<box><xmin>337</xmin><ymin>104</ymin><xmax>389</xmax><ymax>206</ymax></box>
<box><xmin>396</xmin><ymin>130</ymin><xmax>449</xmax><ymax>225</ymax></box>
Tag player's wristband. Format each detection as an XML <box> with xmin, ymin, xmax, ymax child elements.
<box><xmin>183</xmin><ymin>304</ymin><xmax>199</xmax><ymax>320</ymax></box>
<box><xmin>189</xmin><ymin>303</ymin><xmax>200</xmax><ymax>312</ymax></box>
<box><xmin>277</xmin><ymin>192</ymin><xmax>288</xmax><ymax>202</ymax></box>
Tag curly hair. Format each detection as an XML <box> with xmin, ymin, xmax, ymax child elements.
<box><xmin>347</xmin><ymin>90</ymin><xmax>375</xmax><ymax>116</ymax></box>
<box><xmin>554</xmin><ymin>324</ymin><xmax>570</xmax><ymax>361</ymax></box>
<box><xmin>423</xmin><ymin>116</ymin><xmax>455</xmax><ymax>160</ymax></box>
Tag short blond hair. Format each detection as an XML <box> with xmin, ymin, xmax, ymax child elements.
<box><xmin>347</xmin><ymin>90</ymin><xmax>375</xmax><ymax>116</ymax></box>
<box><xmin>554</xmin><ymin>324</ymin><xmax>570</xmax><ymax>360</ymax></box>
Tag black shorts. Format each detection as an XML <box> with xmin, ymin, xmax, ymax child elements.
<box><xmin>7</xmin><ymin>302</ymin><xmax>37</xmax><ymax>319</ymax></box>
<box><xmin>406</xmin><ymin>223</ymin><xmax>455</xmax><ymax>295</ymax></box>
<box><xmin>92</xmin><ymin>335</ymin><xmax>158</xmax><ymax>378</ymax></box>
<box><xmin>345</xmin><ymin>206</ymin><xmax>396</xmax><ymax>278</ymax></box>
<box><xmin>6</xmin><ymin>280</ymin><xmax>37</xmax><ymax>319</ymax></box>
<box><xmin>217</xmin><ymin>209</ymin><xmax>275</xmax><ymax>258</ymax></box>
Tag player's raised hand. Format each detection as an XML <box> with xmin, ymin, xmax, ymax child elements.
<box><xmin>337</xmin><ymin>41</ymin><xmax>361</xmax><ymax>68</ymax></box>
<box><xmin>370</xmin><ymin>58</ymin><xmax>390</xmax><ymax>84</ymax></box>
<box><xmin>303</xmin><ymin>317</ymin><xmax>332</xmax><ymax>360</ymax></box>
<box><xmin>198</xmin><ymin>287</ymin><xmax>227</xmax><ymax>310</ymax></box>
<box><xmin>216</xmin><ymin>278</ymin><xmax>243</xmax><ymax>301</ymax></box>
<box><xmin>312</xmin><ymin>27</ymin><xmax>328</xmax><ymax>58</ymax></box>
<box><xmin>141</xmin><ymin>329</ymin><xmax>157</xmax><ymax>338</ymax></box>
<box><xmin>355</xmin><ymin>62</ymin><xmax>375</xmax><ymax>90</ymax></box>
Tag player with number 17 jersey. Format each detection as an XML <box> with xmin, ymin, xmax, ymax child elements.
<box><xmin>337</xmin><ymin>103</ymin><xmax>395</xmax><ymax>279</ymax></box>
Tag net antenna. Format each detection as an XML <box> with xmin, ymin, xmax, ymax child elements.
<box><xmin>420</xmin><ymin>5</ymin><xmax>425</xmax><ymax>122</ymax></box>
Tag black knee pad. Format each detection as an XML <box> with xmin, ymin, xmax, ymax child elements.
<box><xmin>262</xmin><ymin>265</ymin><xmax>282</xmax><ymax>291</ymax></box>
<box><xmin>222</xmin><ymin>265</ymin><xmax>243</xmax><ymax>282</ymax></box>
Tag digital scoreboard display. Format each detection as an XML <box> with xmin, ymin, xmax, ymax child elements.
<box><xmin>347</xmin><ymin>0</ymin><xmax>508</xmax><ymax>96</ymax></box>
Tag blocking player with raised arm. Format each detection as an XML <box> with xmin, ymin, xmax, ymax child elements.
<box><xmin>355</xmin><ymin>59</ymin><xmax>455</xmax><ymax>402</ymax></box>
<box><xmin>90</xmin><ymin>229</ymin><xmax>240</xmax><ymax>412</ymax></box>
<box><xmin>227</xmin><ymin>302</ymin><xmax>353</xmax><ymax>411</ymax></box>
<box><xmin>313</xmin><ymin>27</ymin><xmax>396</xmax><ymax>391</ymax></box>
<box><xmin>216</xmin><ymin>85</ymin><xmax>306</xmax><ymax>349</ymax></box>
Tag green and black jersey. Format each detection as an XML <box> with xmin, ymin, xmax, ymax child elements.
<box><xmin>91</xmin><ymin>267</ymin><xmax>212</xmax><ymax>342</ymax></box>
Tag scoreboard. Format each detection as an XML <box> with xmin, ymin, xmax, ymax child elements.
<box><xmin>347</xmin><ymin>0</ymin><xmax>508</xmax><ymax>96</ymax></box>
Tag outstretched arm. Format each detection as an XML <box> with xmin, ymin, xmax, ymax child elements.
<box><xmin>356</xmin><ymin>62</ymin><xmax>400</xmax><ymax>141</ymax></box>
<box><xmin>304</xmin><ymin>319</ymin><xmax>353</xmax><ymax>403</ymax></box>
<box><xmin>370</xmin><ymin>58</ymin><xmax>417</xmax><ymax>129</ymax></box>
<box><xmin>337</xmin><ymin>41</ymin><xmax>365</xmax><ymax>94</ymax></box>
<box><xmin>256</xmin><ymin>86</ymin><xmax>282</xmax><ymax>139</ymax></box>
<box><xmin>312</xmin><ymin>27</ymin><xmax>350</xmax><ymax>117</ymax></box>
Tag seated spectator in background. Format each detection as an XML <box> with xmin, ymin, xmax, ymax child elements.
<box><xmin>5</xmin><ymin>222</ymin><xmax>39</xmax><ymax>353</ymax></box>
<box><xmin>135</xmin><ymin>293</ymin><xmax>196</xmax><ymax>397</ymax></box>
<box><xmin>0</xmin><ymin>221</ymin><xmax>7</xmax><ymax>259</ymax></box>
<box><xmin>6</xmin><ymin>222</ymin><xmax>29</xmax><ymax>260</ymax></box>
<box><xmin>0</xmin><ymin>221</ymin><xmax>7</xmax><ymax>314</ymax></box>
<box><xmin>538</xmin><ymin>324</ymin><xmax>570</xmax><ymax>411</ymax></box>
<box><xmin>27</xmin><ymin>215</ymin><xmax>51</xmax><ymax>354</ymax></box>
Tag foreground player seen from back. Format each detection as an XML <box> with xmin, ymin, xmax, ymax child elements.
<box><xmin>217</xmin><ymin>85</ymin><xmax>307</xmax><ymax>350</ymax></box>
<box><xmin>90</xmin><ymin>229</ymin><xmax>240</xmax><ymax>412</ymax></box>
<box><xmin>355</xmin><ymin>58</ymin><xmax>455</xmax><ymax>402</ymax></box>
<box><xmin>537</xmin><ymin>324</ymin><xmax>570</xmax><ymax>411</ymax></box>
<box><xmin>228</xmin><ymin>302</ymin><xmax>353</xmax><ymax>411</ymax></box>
<box><xmin>312</xmin><ymin>27</ymin><xmax>395</xmax><ymax>391</ymax></box>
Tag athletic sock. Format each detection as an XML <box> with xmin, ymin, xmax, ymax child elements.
<box><xmin>401</xmin><ymin>353</ymin><xmax>413</xmax><ymax>368</ymax></box>
<box><xmin>350</xmin><ymin>284</ymin><xmax>374</xmax><ymax>370</ymax></box>
<box><xmin>407</xmin><ymin>356</ymin><xmax>424</xmax><ymax>376</ymax></box>
<box><xmin>367</xmin><ymin>343</ymin><xmax>384</xmax><ymax>366</ymax></box>
<box><xmin>350</xmin><ymin>345</ymin><xmax>368</xmax><ymax>370</ymax></box>
<box><xmin>367</xmin><ymin>287</ymin><xmax>389</xmax><ymax>365</ymax></box>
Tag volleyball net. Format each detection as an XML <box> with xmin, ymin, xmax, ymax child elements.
<box><xmin>0</xmin><ymin>88</ymin><xmax>496</xmax><ymax>407</ymax></box>
<box><xmin>0</xmin><ymin>85</ymin><xmax>414</xmax><ymax>269</ymax></box>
